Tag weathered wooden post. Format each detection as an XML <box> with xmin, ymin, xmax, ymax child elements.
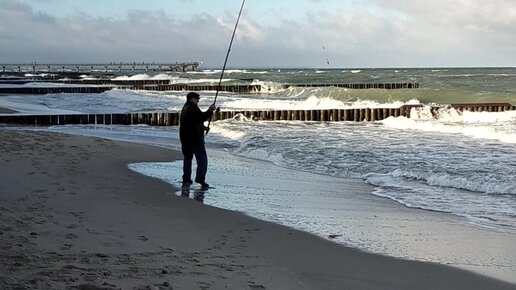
<box><xmin>365</xmin><ymin>108</ymin><xmax>371</xmax><ymax>121</ymax></box>
<box><xmin>296</xmin><ymin>110</ymin><xmax>303</xmax><ymax>121</ymax></box>
<box><xmin>260</xmin><ymin>110</ymin><xmax>267</xmax><ymax>120</ymax></box>
<box><xmin>359</xmin><ymin>109</ymin><xmax>365</xmax><ymax>121</ymax></box>
<box><xmin>110</xmin><ymin>114</ymin><xmax>118</xmax><ymax>125</ymax></box>
<box><xmin>371</xmin><ymin>108</ymin><xmax>378</xmax><ymax>121</ymax></box>
<box><xmin>292</xmin><ymin>110</ymin><xmax>300</xmax><ymax>121</ymax></box>
<box><xmin>285</xmin><ymin>110</ymin><xmax>291</xmax><ymax>120</ymax></box>
<box><xmin>49</xmin><ymin>115</ymin><xmax>58</xmax><ymax>125</ymax></box>
<box><xmin>124</xmin><ymin>114</ymin><xmax>131</xmax><ymax>125</ymax></box>
<box><xmin>302</xmin><ymin>110</ymin><xmax>309</xmax><ymax>121</ymax></box>
<box><xmin>353</xmin><ymin>109</ymin><xmax>359</xmax><ymax>122</ymax></box>
<box><xmin>65</xmin><ymin>114</ymin><xmax>80</xmax><ymax>124</ymax></box>
<box><xmin>118</xmin><ymin>113</ymin><xmax>127</xmax><ymax>125</ymax></box>
<box><xmin>173</xmin><ymin>113</ymin><xmax>180</xmax><ymax>126</ymax></box>
<box><xmin>376</xmin><ymin>108</ymin><xmax>383</xmax><ymax>120</ymax></box>
<box><xmin>151</xmin><ymin>113</ymin><xmax>157</xmax><ymax>125</ymax></box>
<box><xmin>34</xmin><ymin>115</ymin><xmax>43</xmax><ymax>126</ymax></box>
<box><xmin>280</xmin><ymin>110</ymin><xmax>287</xmax><ymax>120</ymax></box>
<box><xmin>337</xmin><ymin>109</ymin><xmax>343</xmax><ymax>121</ymax></box>
<box><xmin>165</xmin><ymin>113</ymin><xmax>172</xmax><ymax>126</ymax></box>
<box><xmin>94</xmin><ymin>114</ymin><xmax>102</xmax><ymax>125</ymax></box>
<box><xmin>105</xmin><ymin>114</ymin><xmax>112</xmax><ymax>125</ymax></box>
<box><xmin>309</xmin><ymin>110</ymin><xmax>318</xmax><ymax>121</ymax></box>
<box><xmin>156</xmin><ymin>113</ymin><xmax>162</xmax><ymax>125</ymax></box>
<box><xmin>274</xmin><ymin>110</ymin><xmax>280</xmax><ymax>120</ymax></box>
<box><xmin>331</xmin><ymin>109</ymin><xmax>338</xmax><ymax>121</ymax></box>
<box><xmin>79</xmin><ymin>114</ymin><xmax>89</xmax><ymax>124</ymax></box>
<box><xmin>321</xmin><ymin>110</ymin><xmax>327</xmax><ymax>121</ymax></box>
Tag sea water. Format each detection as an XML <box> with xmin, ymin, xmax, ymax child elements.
<box><xmin>2</xmin><ymin>67</ymin><xmax>515</xmax><ymax>235</ymax></box>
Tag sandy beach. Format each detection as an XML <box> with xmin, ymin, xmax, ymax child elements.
<box><xmin>1</xmin><ymin>128</ymin><xmax>515</xmax><ymax>290</ymax></box>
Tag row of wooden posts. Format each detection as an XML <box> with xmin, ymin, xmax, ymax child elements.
<box><xmin>1</xmin><ymin>104</ymin><xmax>514</xmax><ymax>126</ymax></box>
<box><xmin>0</xmin><ymin>83</ymin><xmax>420</xmax><ymax>94</ymax></box>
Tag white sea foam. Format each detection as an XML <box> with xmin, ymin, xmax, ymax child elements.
<box><xmin>383</xmin><ymin>109</ymin><xmax>516</xmax><ymax>144</ymax></box>
<box><xmin>230</xmin><ymin>145</ymin><xmax>285</xmax><ymax>165</ymax></box>
<box><xmin>410</xmin><ymin>107</ymin><xmax>516</xmax><ymax>124</ymax></box>
<box><xmin>385</xmin><ymin>169</ymin><xmax>515</xmax><ymax>195</ymax></box>
<box><xmin>111</xmin><ymin>73</ymin><xmax>173</xmax><ymax>80</ymax></box>
<box><xmin>217</xmin><ymin>95</ymin><xmax>421</xmax><ymax>111</ymax></box>
<box><xmin>196</xmin><ymin>69</ymin><xmax>255</xmax><ymax>74</ymax></box>
<box><xmin>24</xmin><ymin>73</ymin><xmax>52</xmax><ymax>77</ymax></box>
<box><xmin>250</xmin><ymin>80</ymin><xmax>286</xmax><ymax>93</ymax></box>
<box><xmin>209</xmin><ymin>124</ymin><xmax>247</xmax><ymax>141</ymax></box>
<box><xmin>216</xmin><ymin>96</ymin><xmax>345</xmax><ymax>110</ymax></box>
<box><xmin>177</xmin><ymin>78</ymin><xmax>234</xmax><ymax>84</ymax></box>
<box><xmin>365</xmin><ymin>171</ymin><xmax>516</xmax><ymax>234</ymax></box>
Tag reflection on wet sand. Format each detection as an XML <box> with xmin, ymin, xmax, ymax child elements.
<box><xmin>181</xmin><ymin>187</ymin><xmax>206</xmax><ymax>203</ymax></box>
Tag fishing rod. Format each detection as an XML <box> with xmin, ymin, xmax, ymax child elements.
<box><xmin>206</xmin><ymin>0</ymin><xmax>245</xmax><ymax>134</ymax></box>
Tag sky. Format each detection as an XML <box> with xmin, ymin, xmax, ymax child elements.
<box><xmin>0</xmin><ymin>0</ymin><xmax>515</xmax><ymax>68</ymax></box>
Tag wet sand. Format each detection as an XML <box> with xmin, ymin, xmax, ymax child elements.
<box><xmin>0</xmin><ymin>128</ymin><xmax>515</xmax><ymax>290</ymax></box>
<box><xmin>132</xmin><ymin>155</ymin><xmax>516</xmax><ymax>283</ymax></box>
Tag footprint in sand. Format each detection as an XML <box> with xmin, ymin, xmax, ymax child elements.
<box><xmin>33</xmin><ymin>189</ymin><xmax>47</xmax><ymax>193</ymax></box>
<box><xmin>86</xmin><ymin>228</ymin><xmax>100</xmax><ymax>235</ymax></box>
<box><xmin>65</xmin><ymin>233</ymin><xmax>78</xmax><ymax>239</ymax></box>
<box><xmin>137</xmin><ymin>235</ymin><xmax>149</xmax><ymax>241</ymax></box>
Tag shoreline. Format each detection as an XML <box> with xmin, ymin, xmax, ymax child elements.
<box><xmin>1</xmin><ymin>128</ymin><xmax>515</xmax><ymax>289</ymax></box>
<box><xmin>130</xmin><ymin>153</ymin><xmax>516</xmax><ymax>284</ymax></box>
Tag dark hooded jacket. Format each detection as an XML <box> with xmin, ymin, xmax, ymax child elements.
<box><xmin>179</xmin><ymin>100</ymin><xmax>213</xmax><ymax>146</ymax></box>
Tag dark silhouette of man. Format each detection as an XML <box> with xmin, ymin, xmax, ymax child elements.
<box><xmin>179</xmin><ymin>92</ymin><xmax>216</xmax><ymax>190</ymax></box>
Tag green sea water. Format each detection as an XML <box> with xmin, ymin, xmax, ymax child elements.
<box><xmin>180</xmin><ymin>67</ymin><xmax>516</xmax><ymax>105</ymax></box>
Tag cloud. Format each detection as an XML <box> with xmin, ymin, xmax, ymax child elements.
<box><xmin>0</xmin><ymin>1</ymin><xmax>230</xmax><ymax>63</ymax></box>
<box><xmin>0</xmin><ymin>0</ymin><xmax>515</xmax><ymax>67</ymax></box>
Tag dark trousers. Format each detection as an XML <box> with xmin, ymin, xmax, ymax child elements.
<box><xmin>182</xmin><ymin>143</ymin><xmax>208</xmax><ymax>184</ymax></box>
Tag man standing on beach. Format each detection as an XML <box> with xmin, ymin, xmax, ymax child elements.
<box><xmin>180</xmin><ymin>92</ymin><xmax>216</xmax><ymax>190</ymax></box>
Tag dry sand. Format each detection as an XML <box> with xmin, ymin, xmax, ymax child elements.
<box><xmin>0</xmin><ymin>128</ymin><xmax>515</xmax><ymax>290</ymax></box>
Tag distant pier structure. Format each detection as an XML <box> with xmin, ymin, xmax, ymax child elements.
<box><xmin>0</xmin><ymin>62</ymin><xmax>199</xmax><ymax>74</ymax></box>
